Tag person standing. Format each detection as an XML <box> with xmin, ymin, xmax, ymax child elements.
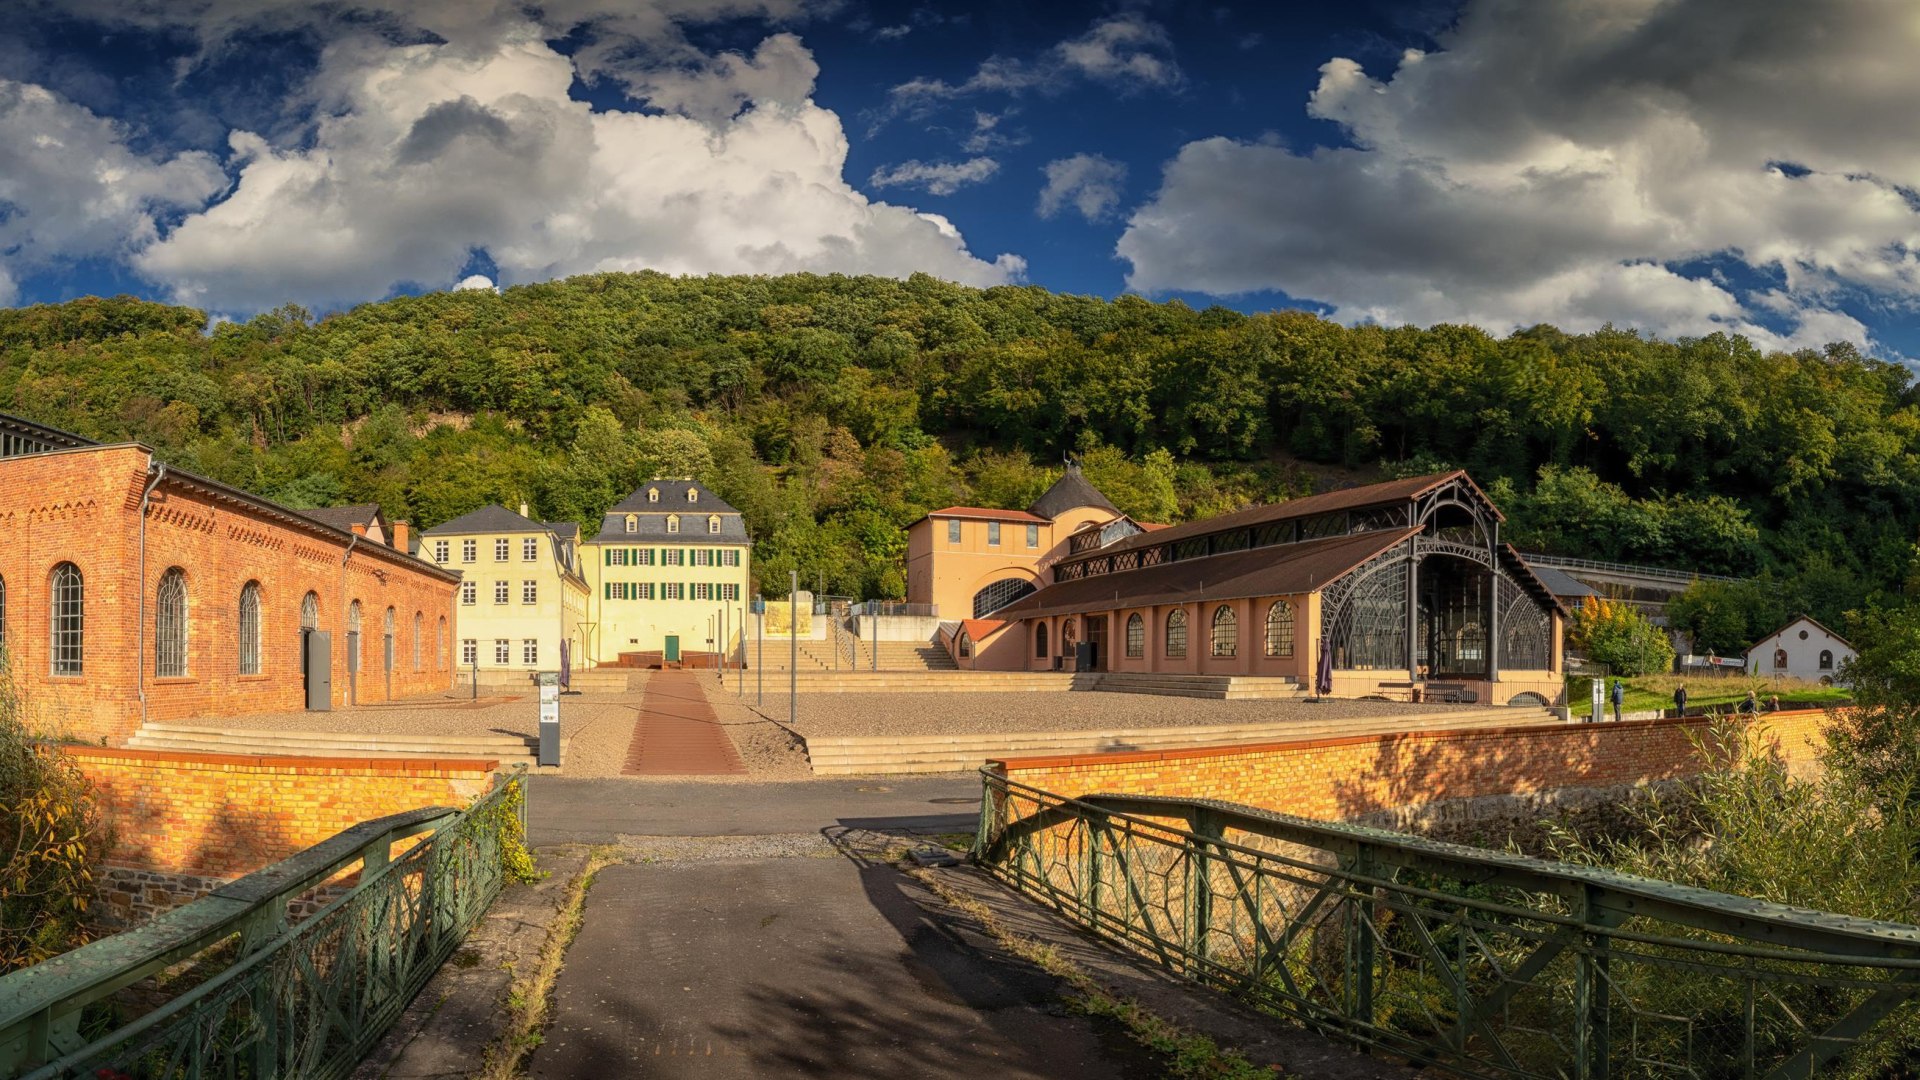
<box><xmin>1610</xmin><ymin>679</ymin><xmax>1625</xmax><ymax>722</ymax></box>
<box><xmin>1673</xmin><ymin>684</ymin><xmax>1688</xmax><ymax>717</ymax></box>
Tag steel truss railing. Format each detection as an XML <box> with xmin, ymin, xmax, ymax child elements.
<box><xmin>975</xmin><ymin>771</ymin><xmax>1920</xmax><ymax>1079</ymax></box>
<box><xmin>0</xmin><ymin>769</ymin><xmax>526</xmax><ymax>1080</ymax></box>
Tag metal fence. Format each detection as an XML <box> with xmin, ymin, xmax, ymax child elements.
<box><xmin>1518</xmin><ymin>553</ymin><xmax>1747</xmax><ymax>586</ymax></box>
<box><xmin>0</xmin><ymin>770</ymin><xmax>526</xmax><ymax>1080</ymax></box>
<box><xmin>975</xmin><ymin>771</ymin><xmax>1920</xmax><ymax>1079</ymax></box>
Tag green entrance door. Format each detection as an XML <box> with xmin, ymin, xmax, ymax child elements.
<box><xmin>664</xmin><ymin>635</ymin><xmax>681</xmax><ymax>663</ymax></box>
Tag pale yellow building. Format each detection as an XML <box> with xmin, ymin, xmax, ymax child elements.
<box><xmin>582</xmin><ymin>480</ymin><xmax>752</xmax><ymax>666</ymax></box>
<box><xmin>422</xmin><ymin>504</ymin><xmax>590</xmax><ymax>676</ymax></box>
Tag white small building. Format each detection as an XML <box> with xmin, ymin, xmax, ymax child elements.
<box><xmin>1746</xmin><ymin>616</ymin><xmax>1854</xmax><ymax>684</ymax></box>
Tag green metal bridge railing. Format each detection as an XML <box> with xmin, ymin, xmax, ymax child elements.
<box><xmin>0</xmin><ymin>769</ymin><xmax>526</xmax><ymax>1080</ymax></box>
<box><xmin>975</xmin><ymin>770</ymin><xmax>1920</xmax><ymax>1079</ymax></box>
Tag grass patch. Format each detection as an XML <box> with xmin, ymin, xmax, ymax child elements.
<box><xmin>908</xmin><ymin>866</ymin><xmax>1275</xmax><ymax>1079</ymax></box>
<box><xmin>1570</xmin><ymin>673</ymin><xmax>1849</xmax><ymax>718</ymax></box>
<box><xmin>472</xmin><ymin>847</ymin><xmax>622</xmax><ymax>1080</ymax></box>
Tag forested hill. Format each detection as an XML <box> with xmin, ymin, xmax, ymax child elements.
<box><xmin>2</xmin><ymin>272</ymin><xmax>1915</xmax><ymax>640</ymax></box>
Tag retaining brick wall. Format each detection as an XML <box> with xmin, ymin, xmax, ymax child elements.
<box><xmin>69</xmin><ymin>746</ymin><xmax>498</xmax><ymax>880</ymax></box>
<box><xmin>990</xmin><ymin>709</ymin><xmax>1831</xmax><ymax>823</ymax></box>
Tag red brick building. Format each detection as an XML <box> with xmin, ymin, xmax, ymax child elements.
<box><xmin>0</xmin><ymin>414</ymin><xmax>458</xmax><ymax>742</ymax></box>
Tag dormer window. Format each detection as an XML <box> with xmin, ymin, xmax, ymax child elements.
<box><xmin>688</xmin><ymin>488</ymin><xmax>698</xmax><ymax>503</ymax></box>
<box><xmin>708</xmin><ymin>515</ymin><xmax>720</xmax><ymax>534</ymax></box>
<box><xmin>648</xmin><ymin>488</ymin><xmax>659</xmax><ymax>503</ymax></box>
<box><xmin>624</xmin><ymin>515</ymin><xmax>637</xmax><ymax>533</ymax></box>
<box><xmin>667</xmin><ymin>515</ymin><xmax>680</xmax><ymax>534</ymax></box>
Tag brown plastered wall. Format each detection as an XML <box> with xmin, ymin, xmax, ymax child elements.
<box><xmin>991</xmin><ymin>709</ymin><xmax>1832</xmax><ymax>822</ymax></box>
<box><xmin>69</xmin><ymin>746</ymin><xmax>497</xmax><ymax>878</ymax></box>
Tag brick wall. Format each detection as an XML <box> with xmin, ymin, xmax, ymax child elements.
<box><xmin>991</xmin><ymin>709</ymin><xmax>1831</xmax><ymax>823</ymax></box>
<box><xmin>0</xmin><ymin>445</ymin><xmax>458</xmax><ymax>742</ymax></box>
<box><xmin>70</xmin><ymin>746</ymin><xmax>498</xmax><ymax>880</ymax></box>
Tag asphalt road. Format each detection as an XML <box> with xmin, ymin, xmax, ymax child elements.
<box><xmin>525</xmin><ymin>775</ymin><xmax>983</xmax><ymax>845</ymax></box>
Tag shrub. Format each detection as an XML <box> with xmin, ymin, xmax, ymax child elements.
<box><xmin>1568</xmin><ymin>596</ymin><xmax>1674</xmax><ymax>676</ymax></box>
<box><xmin>0</xmin><ymin>650</ymin><xmax>106</xmax><ymax>972</ymax></box>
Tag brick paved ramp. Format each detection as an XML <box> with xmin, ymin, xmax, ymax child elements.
<box><xmin>623</xmin><ymin>671</ymin><xmax>746</xmax><ymax>775</ymax></box>
<box><xmin>531</xmin><ymin>857</ymin><xmax>1156</xmax><ymax>1079</ymax></box>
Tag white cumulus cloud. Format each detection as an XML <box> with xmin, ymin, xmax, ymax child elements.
<box><xmin>0</xmin><ymin>79</ymin><xmax>226</xmax><ymax>306</ymax></box>
<box><xmin>869</xmin><ymin>156</ymin><xmax>1000</xmax><ymax>196</ymax></box>
<box><xmin>1037</xmin><ymin>154</ymin><xmax>1127</xmax><ymax>222</ymax></box>
<box><xmin>10</xmin><ymin>1</ymin><xmax>1021</xmax><ymax>313</ymax></box>
<box><xmin>1119</xmin><ymin>0</ymin><xmax>1920</xmax><ymax>351</ymax></box>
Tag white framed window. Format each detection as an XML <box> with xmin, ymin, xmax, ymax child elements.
<box><xmin>663</xmin><ymin>582</ymin><xmax>684</xmax><ymax>600</ymax></box>
<box><xmin>461</xmin><ymin>638</ymin><xmax>477</xmax><ymax>665</ymax></box>
<box><xmin>667</xmin><ymin>515</ymin><xmax>680</xmax><ymax>533</ymax></box>
<box><xmin>663</xmin><ymin>549</ymin><xmax>684</xmax><ymax>566</ymax></box>
<box><xmin>722</xmin><ymin>550</ymin><xmax>740</xmax><ymax>567</ymax></box>
<box><xmin>434</xmin><ymin>540</ymin><xmax>450</xmax><ymax>562</ymax></box>
<box><xmin>494</xmin><ymin>639</ymin><xmax>510</xmax><ymax>664</ymax></box>
<box><xmin>722</xmin><ymin>583</ymin><xmax>740</xmax><ymax>601</ymax></box>
<box><xmin>687</xmin><ymin>487</ymin><xmax>698</xmax><ymax>503</ymax></box>
<box><xmin>461</xmin><ymin>539</ymin><xmax>477</xmax><ymax>563</ymax></box>
<box><xmin>523</xmin><ymin>639</ymin><xmax>539</xmax><ymax>665</ymax></box>
<box><xmin>460</xmin><ymin>580</ymin><xmax>476</xmax><ymax>605</ymax></box>
<box><xmin>695</xmin><ymin>582</ymin><xmax>713</xmax><ymax>601</ymax></box>
<box><xmin>625</xmin><ymin>515</ymin><xmax>637</xmax><ymax>532</ymax></box>
<box><xmin>647</xmin><ymin>488</ymin><xmax>658</xmax><ymax>503</ymax></box>
<box><xmin>523</xmin><ymin>536</ymin><xmax>538</xmax><ymax>561</ymax></box>
<box><xmin>947</xmin><ymin>519</ymin><xmax>961</xmax><ymax>543</ymax></box>
<box><xmin>988</xmin><ymin>521</ymin><xmax>1001</xmax><ymax>546</ymax></box>
<box><xmin>1027</xmin><ymin>524</ymin><xmax>1040</xmax><ymax>548</ymax></box>
<box><xmin>494</xmin><ymin>538</ymin><xmax>509</xmax><ymax>561</ymax></box>
<box><xmin>523</xmin><ymin>580</ymin><xmax>538</xmax><ymax>604</ymax></box>
<box><xmin>637</xmin><ymin>548</ymin><xmax>655</xmax><ymax>565</ymax></box>
<box><xmin>708</xmin><ymin>515</ymin><xmax>720</xmax><ymax>534</ymax></box>
<box><xmin>493</xmin><ymin>580</ymin><xmax>509</xmax><ymax>604</ymax></box>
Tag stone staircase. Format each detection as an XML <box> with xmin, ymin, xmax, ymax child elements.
<box><xmin>805</xmin><ymin>705</ymin><xmax>1561</xmax><ymax>776</ymax></box>
<box><xmin>781</xmin><ymin>671</ymin><xmax>1085</xmax><ymax>692</ymax></box>
<box><xmin>1091</xmin><ymin>673</ymin><xmax>1304</xmax><ymax>700</ymax></box>
<box><xmin>124</xmin><ymin>723</ymin><xmax>541</xmax><ymax>768</ymax></box>
<box><xmin>750</xmin><ymin>639</ymin><xmax>958</xmax><ymax>673</ymax></box>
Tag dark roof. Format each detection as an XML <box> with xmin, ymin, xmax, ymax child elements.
<box><xmin>990</xmin><ymin>528</ymin><xmax>1420</xmax><ymax>622</ymax></box>
<box><xmin>423</xmin><ymin>504</ymin><xmax>550</xmax><ymax>536</ymax></box>
<box><xmin>1058</xmin><ymin>471</ymin><xmax>1490</xmax><ymax>568</ymax></box>
<box><xmin>1028</xmin><ymin>464</ymin><xmax>1120</xmax><ymax>520</ymax></box>
<box><xmin>545</xmin><ymin>521</ymin><xmax>580</xmax><ymax>540</ymax></box>
<box><xmin>608</xmin><ymin>480</ymin><xmax>740</xmax><ymax>514</ymax></box>
<box><xmin>301</xmin><ymin>503</ymin><xmax>384</xmax><ymax>531</ymax></box>
<box><xmin>1528</xmin><ymin>564</ymin><xmax>1598</xmax><ymax>599</ymax></box>
<box><xmin>0</xmin><ymin>412</ymin><xmax>95</xmax><ymax>454</ymax></box>
<box><xmin>926</xmin><ymin>506</ymin><xmax>1049</xmax><ymax>523</ymax></box>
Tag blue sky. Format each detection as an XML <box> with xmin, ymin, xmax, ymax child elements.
<box><xmin>3</xmin><ymin>0</ymin><xmax>1917</xmax><ymax>357</ymax></box>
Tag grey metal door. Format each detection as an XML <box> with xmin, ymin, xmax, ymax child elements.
<box><xmin>304</xmin><ymin>630</ymin><xmax>332</xmax><ymax>711</ymax></box>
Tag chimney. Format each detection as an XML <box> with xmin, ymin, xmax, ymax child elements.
<box><xmin>392</xmin><ymin>521</ymin><xmax>410</xmax><ymax>552</ymax></box>
<box><xmin>351</xmin><ymin>523</ymin><xmax>367</xmax><ymax>537</ymax></box>
<box><xmin>519</xmin><ymin>501</ymin><xmax>530</xmax><ymax>518</ymax></box>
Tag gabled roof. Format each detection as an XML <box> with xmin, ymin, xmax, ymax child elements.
<box><xmin>991</xmin><ymin>528</ymin><xmax>1420</xmax><ymax>622</ymax></box>
<box><xmin>301</xmin><ymin>503</ymin><xmax>384</xmax><ymax>531</ymax></box>
<box><xmin>1752</xmin><ymin>615</ymin><xmax>1853</xmax><ymax>650</ymax></box>
<box><xmin>424</xmin><ymin>504</ymin><xmax>551</xmax><ymax>535</ymax></box>
<box><xmin>1028</xmin><ymin>463</ymin><xmax>1120</xmax><ymax>520</ymax></box>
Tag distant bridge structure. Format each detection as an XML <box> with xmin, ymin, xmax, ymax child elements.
<box><xmin>1519</xmin><ymin>552</ymin><xmax>1748</xmax><ymax>623</ymax></box>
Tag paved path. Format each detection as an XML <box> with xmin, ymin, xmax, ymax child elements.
<box><xmin>531</xmin><ymin>856</ymin><xmax>1158</xmax><ymax>1079</ymax></box>
<box><xmin>525</xmin><ymin>776</ymin><xmax>980</xmax><ymax>845</ymax></box>
<box><xmin>622</xmin><ymin>672</ymin><xmax>746</xmax><ymax>776</ymax></box>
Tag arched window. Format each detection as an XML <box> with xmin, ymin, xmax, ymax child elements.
<box><xmin>155</xmin><ymin>568</ymin><xmax>188</xmax><ymax>678</ymax></box>
<box><xmin>437</xmin><ymin>616</ymin><xmax>449</xmax><ymax>669</ymax></box>
<box><xmin>958</xmin><ymin>632</ymin><xmax>972</xmax><ymax>657</ymax></box>
<box><xmin>972</xmin><ymin>577</ymin><xmax>1036</xmax><ymax>618</ymax></box>
<box><xmin>50</xmin><ymin>563</ymin><xmax>83</xmax><ymax>675</ymax></box>
<box><xmin>238</xmin><ymin>581</ymin><xmax>262</xmax><ymax>675</ymax></box>
<box><xmin>624</xmin><ymin>515</ymin><xmax>637</xmax><ymax>532</ymax></box>
<box><xmin>1819</xmin><ymin>649</ymin><xmax>1834</xmax><ymax>670</ymax></box>
<box><xmin>301</xmin><ymin>591</ymin><xmax>320</xmax><ymax>630</ymax></box>
<box><xmin>1211</xmin><ymin>605</ymin><xmax>1237</xmax><ymax>658</ymax></box>
<box><xmin>384</xmin><ymin>606</ymin><xmax>395</xmax><ymax>635</ymax></box>
<box><xmin>1062</xmin><ymin>618</ymin><xmax>1077</xmax><ymax>645</ymax></box>
<box><xmin>1264</xmin><ymin>601</ymin><xmax>1294</xmax><ymax>658</ymax></box>
<box><xmin>1034</xmin><ymin>621</ymin><xmax>1049</xmax><ymax>658</ymax></box>
<box><xmin>708</xmin><ymin>515</ymin><xmax>721</xmax><ymax>534</ymax></box>
<box><xmin>688</xmin><ymin>487</ymin><xmax>698</xmax><ymax>503</ymax></box>
<box><xmin>0</xmin><ymin>573</ymin><xmax>7</xmax><ymax>644</ymax></box>
<box><xmin>667</xmin><ymin>514</ymin><xmax>680</xmax><ymax>533</ymax></box>
<box><xmin>414</xmin><ymin>612</ymin><xmax>423</xmax><ymax>669</ymax></box>
<box><xmin>349</xmin><ymin>600</ymin><xmax>364</xmax><ymax>671</ymax></box>
<box><xmin>1773</xmin><ymin>648</ymin><xmax>1788</xmax><ymax>670</ymax></box>
<box><xmin>1165</xmin><ymin>609</ymin><xmax>1188</xmax><ymax>659</ymax></box>
<box><xmin>647</xmin><ymin>488</ymin><xmax>658</xmax><ymax>503</ymax></box>
<box><xmin>1125</xmin><ymin>613</ymin><xmax>1144</xmax><ymax>658</ymax></box>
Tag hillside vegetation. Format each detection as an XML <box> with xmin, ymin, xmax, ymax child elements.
<box><xmin>2</xmin><ymin>272</ymin><xmax>1915</xmax><ymax>630</ymax></box>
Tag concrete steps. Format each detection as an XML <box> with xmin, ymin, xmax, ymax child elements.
<box><xmin>1092</xmin><ymin>673</ymin><xmax>1304</xmax><ymax>700</ymax></box>
<box><xmin>806</xmin><ymin>707</ymin><xmax>1559</xmax><ymax>776</ymax></box>
<box><xmin>125</xmin><ymin>723</ymin><xmax>539</xmax><ymax>766</ymax></box>
<box><xmin>780</xmin><ymin>672</ymin><xmax>1085</xmax><ymax>693</ymax></box>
